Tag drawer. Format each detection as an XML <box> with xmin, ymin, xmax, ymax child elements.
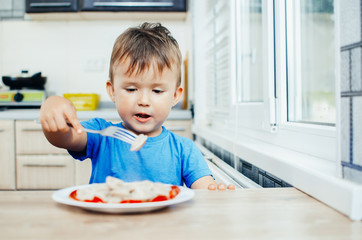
<box><xmin>163</xmin><ymin>120</ymin><xmax>192</xmax><ymax>139</ymax></box>
<box><xmin>16</xmin><ymin>155</ymin><xmax>75</xmax><ymax>189</ymax></box>
<box><xmin>16</xmin><ymin>120</ymin><xmax>67</xmax><ymax>154</ymax></box>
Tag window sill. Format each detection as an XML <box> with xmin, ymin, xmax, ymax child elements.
<box><xmin>193</xmin><ymin>124</ymin><xmax>362</xmax><ymax>220</ymax></box>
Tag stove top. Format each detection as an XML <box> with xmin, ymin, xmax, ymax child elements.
<box><xmin>0</xmin><ymin>89</ymin><xmax>46</xmax><ymax>108</ymax></box>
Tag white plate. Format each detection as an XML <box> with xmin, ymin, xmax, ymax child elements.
<box><xmin>52</xmin><ymin>184</ymin><xmax>195</xmax><ymax>213</ymax></box>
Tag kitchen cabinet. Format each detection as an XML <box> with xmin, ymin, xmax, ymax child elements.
<box><xmin>26</xmin><ymin>0</ymin><xmax>79</xmax><ymax>13</ymax></box>
<box><xmin>16</xmin><ymin>155</ymin><xmax>75</xmax><ymax>189</ymax></box>
<box><xmin>80</xmin><ymin>0</ymin><xmax>186</xmax><ymax>12</ymax></box>
<box><xmin>15</xmin><ymin>120</ymin><xmax>90</xmax><ymax>189</ymax></box>
<box><xmin>26</xmin><ymin>0</ymin><xmax>186</xmax><ymax>13</ymax></box>
<box><xmin>0</xmin><ymin>120</ymin><xmax>15</xmax><ymax>190</ymax></box>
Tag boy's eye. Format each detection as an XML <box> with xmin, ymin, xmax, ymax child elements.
<box><xmin>153</xmin><ymin>89</ymin><xmax>164</xmax><ymax>94</ymax></box>
<box><xmin>126</xmin><ymin>88</ymin><xmax>137</xmax><ymax>92</ymax></box>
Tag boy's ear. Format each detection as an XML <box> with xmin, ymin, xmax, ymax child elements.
<box><xmin>106</xmin><ymin>80</ymin><xmax>116</xmax><ymax>102</ymax></box>
<box><xmin>173</xmin><ymin>86</ymin><xmax>183</xmax><ymax>106</ymax></box>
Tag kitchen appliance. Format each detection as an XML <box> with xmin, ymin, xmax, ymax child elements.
<box><xmin>1</xmin><ymin>71</ymin><xmax>47</xmax><ymax>108</ymax></box>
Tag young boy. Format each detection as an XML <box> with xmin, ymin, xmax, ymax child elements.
<box><xmin>40</xmin><ymin>22</ymin><xmax>232</xmax><ymax>190</ymax></box>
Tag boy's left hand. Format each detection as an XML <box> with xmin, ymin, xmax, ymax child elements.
<box><xmin>191</xmin><ymin>176</ymin><xmax>235</xmax><ymax>190</ymax></box>
<box><xmin>208</xmin><ymin>183</ymin><xmax>235</xmax><ymax>191</ymax></box>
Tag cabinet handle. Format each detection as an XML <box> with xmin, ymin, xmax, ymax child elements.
<box><xmin>93</xmin><ymin>1</ymin><xmax>174</xmax><ymax>7</ymax></box>
<box><xmin>23</xmin><ymin>164</ymin><xmax>66</xmax><ymax>167</ymax></box>
<box><xmin>166</xmin><ymin>126</ymin><xmax>186</xmax><ymax>131</ymax></box>
<box><xmin>30</xmin><ymin>2</ymin><xmax>72</xmax><ymax>8</ymax></box>
<box><xmin>22</xmin><ymin>128</ymin><xmax>42</xmax><ymax>132</ymax></box>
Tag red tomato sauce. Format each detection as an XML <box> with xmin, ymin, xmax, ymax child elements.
<box><xmin>69</xmin><ymin>185</ymin><xmax>180</xmax><ymax>204</ymax></box>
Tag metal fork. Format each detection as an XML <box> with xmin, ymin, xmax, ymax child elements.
<box><xmin>83</xmin><ymin>126</ymin><xmax>147</xmax><ymax>151</ymax></box>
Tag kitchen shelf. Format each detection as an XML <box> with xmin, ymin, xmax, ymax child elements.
<box><xmin>24</xmin><ymin>11</ymin><xmax>187</xmax><ymax>21</ymax></box>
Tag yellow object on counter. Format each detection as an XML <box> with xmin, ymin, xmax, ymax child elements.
<box><xmin>63</xmin><ymin>93</ymin><xmax>99</xmax><ymax>111</ymax></box>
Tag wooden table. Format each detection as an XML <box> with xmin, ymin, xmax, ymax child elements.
<box><xmin>0</xmin><ymin>188</ymin><xmax>361</xmax><ymax>240</ymax></box>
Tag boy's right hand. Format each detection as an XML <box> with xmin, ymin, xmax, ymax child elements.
<box><xmin>40</xmin><ymin>96</ymin><xmax>83</xmax><ymax>134</ymax></box>
<box><xmin>40</xmin><ymin>96</ymin><xmax>86</xmax><ymax>151</ymax></box>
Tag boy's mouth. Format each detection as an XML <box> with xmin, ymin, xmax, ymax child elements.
<box><xmin>135</xmin><ymin>113</ymin><xmax>151</xmax><ymax>119</ymax></box>
<box><xmin>135</xmin><ymin>113</ymin><xmax>151</xmax><ymax>123</ymax></box>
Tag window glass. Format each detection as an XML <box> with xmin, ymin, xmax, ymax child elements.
<box><xmin>286</xmin><ymin>0</ymin><xmax>335</xmax><ymax>125</ymax></box>
<box><xmin>239</xmin><ymin>0</ymin><xmax>264</xmax><ymax>102</ymax></box>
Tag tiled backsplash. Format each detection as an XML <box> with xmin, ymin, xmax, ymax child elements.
<box><xmin>0</xmin><ymin>19</ymin><xmax>189</xmax><ymax>101</ymax></box>
<box><xmin>0</xmin><ymin>0</ymin><xmax>25</xmax><ymax>20</ymax></box>
<box><xmin>340</xmin><ymin>0</ymin><xmax>362</xmax><ymax>183</ymax></box>
<box><xmin>199</xmin><ymin>137</ymin><xmax>292</xmax><ymax>188</ymax></box>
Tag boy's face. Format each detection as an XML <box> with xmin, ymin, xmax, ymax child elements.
<box><xmin>107</xmin><ymin>60</ymin><xmax>183</xmax><ymax>137</ymax></box>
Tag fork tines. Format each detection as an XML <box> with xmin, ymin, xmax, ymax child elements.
<box><xmin>114</xmin><ymin>128</ymin><xmax>137</xmax><ymax>144</ymax></box>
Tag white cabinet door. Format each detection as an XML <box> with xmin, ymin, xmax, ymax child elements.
<box><xmin>0</xmin><ymin>120</ymin><xmax>15</xmax><ymax>189</ymax></box>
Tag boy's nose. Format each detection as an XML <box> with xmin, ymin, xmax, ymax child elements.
<box><xmin>137</xmin><ymin>91</ymin><xmax>150</xmax><ymax>106</ymax></box>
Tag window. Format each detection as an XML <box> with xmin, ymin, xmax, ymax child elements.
<box><xmin>193</xmin><ymin>0</ymin><xmax>336</xmax><ymax>162</ymax></box>
<box><xmin>286</xmin><ymin>0</ymin><xmax>336</xmax><ymax>125</ymax></box>
<box><xmin>238</xmin><ymin>0</ymin><xmax>264</xmax><ymax>102</ymax></box>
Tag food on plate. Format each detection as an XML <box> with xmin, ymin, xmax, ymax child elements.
<box><xmin>69</xmin><ymin>176</ymin><xmax>180</xmax><ymax>203</ymax></box>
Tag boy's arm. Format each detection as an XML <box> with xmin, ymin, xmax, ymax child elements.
<box><xmin>40</xmin><ymin>96</ymin><xmax>87</xmax><ymax>152</ymax></box>
<box><xmin>191</xmin><ymin>175</ymin><xmax>235</xmax><ymax>190</ymax></box>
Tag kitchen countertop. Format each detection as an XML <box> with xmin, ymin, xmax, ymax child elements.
<box><xmin>0</xmin><ymin>188</ymin><xmax>361</xmax><ymax>240</ymax></box>
<box><xmin>0</xmin><ymin>107</ymin><xmax>192</xmax><ymax>120</ymax></box>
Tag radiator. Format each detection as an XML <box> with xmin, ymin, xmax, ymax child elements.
<box><xmin>196</xmin><ymin>142</ymin><xmax>261</xmax><ymax>189</ymax></box>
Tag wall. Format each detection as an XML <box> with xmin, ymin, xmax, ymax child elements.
<box><xmin>0</xmin><ymin>2</ymin><xmax>191</xmax><ymax>102</ymax></box>
<box><xmin>340</xmin><ymin>0</ymin><xmax>362</xmax><ymax>183</ymax></box>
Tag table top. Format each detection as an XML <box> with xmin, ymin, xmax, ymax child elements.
<box><xmin>0</xmin><ymin>188</ymin><xmax>361</xmax><ymax>240</ymax></box>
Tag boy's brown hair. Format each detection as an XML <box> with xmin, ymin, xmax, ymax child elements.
<box><xmin>109</xmin><ymin>22</ymin><xmax>182</xmax><ymax>87</ymax></box>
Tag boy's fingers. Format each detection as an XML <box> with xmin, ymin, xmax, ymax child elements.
<box><xmin>208</xmin><ymin>184</ymin><xmax>217</xmax><ymax>190</ymax></box>
<box><xmin>66</xmin><ymin>113</ymin><xmax>82</xmax><ymax>134</ymax></box>
<box><xmin>217</xmin><ymin>183</ymin><xmax>226</xmax><ymax>191</ymax></box>
<box><xmin>227</xmin><ymin>184</ymin><xmax>235</xmax><ymax>190</ymax></box>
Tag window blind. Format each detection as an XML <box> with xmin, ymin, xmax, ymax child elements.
<box><xmin>205</xmin><ymin>0</ymin><xmax>235</xmax><ymax>117</ymax></box>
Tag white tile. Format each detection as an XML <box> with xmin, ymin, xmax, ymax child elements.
<box><xmin>13</xmin><ymin>0</ymin><xmax>24</xmax><ymax>10</ymax></box>
<box><xmin>0</xmin><ymin>20</ymin><xmax>189</xmax><ymax>99</ymax></box>
<box><xmin>65</xmin><ymin>20</ymin><xmax>188</xmax><ymax>100</ymax></box>
<box><xmin>1</xmin><ymin>21</ymin><xmax>68</xmax><ymax>94</ymax></box>
<box><xmin>341</xmin><ymin>51</ymin><xmax>350</xmax><ymax>92</ymax></box>
<box><xmin>351</xmin><ymin>47</ymin><xmax>362</xmax><ymax>91</ymax></box>
<box><xmin>343</xmin><ymin>166</ymin><xmax>362</xmax><ymax>184</ymax></box>
<box><xmin>353</xmin><ymin>96</ymin><xmax>362</xmax><ymax>166</ymax></box>
<box><xmin>0</xmin><ymin>0</ymin><xmax>12</xmax><ymax>11</ymax></box>
<box><xmin>340</xmin><ymin>0</ymin><xmax>361</xmax><ymax>46</ymax></box>
<box><xmin>341</xmin><ymin>97</ymin><xmax>350</xmax><ymax>163</ymax></box>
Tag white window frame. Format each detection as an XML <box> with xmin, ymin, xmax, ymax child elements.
<box><xmin>192</xmin><ymin>0</ymin><xmax>362</xmax><ymax>220</ymax></box>
<box><xmin>193</xmin><ymin>0</ymin><xmax>336</xmax><ymax>158</ymax></box>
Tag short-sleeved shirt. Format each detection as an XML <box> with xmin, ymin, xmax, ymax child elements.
<box><xmin>69</xmin><ymin>118</ymin><xmax>212</xmax><ymax>187</ymax></box>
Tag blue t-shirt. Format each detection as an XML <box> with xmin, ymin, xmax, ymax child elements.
<box><xmin>69</xmin><ymin>118</ymin><xmax>212</xmax><ymax>187</ymax></box>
